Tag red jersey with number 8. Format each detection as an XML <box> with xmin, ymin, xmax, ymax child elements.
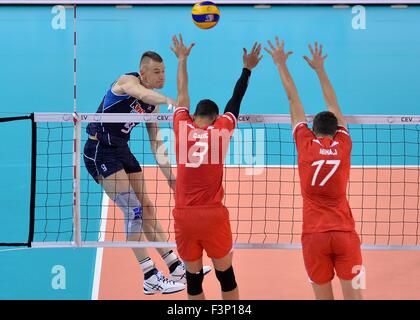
<box><xmin>173</xmin><ymin>107</ymin><xmax>236</xmax><ymax>208</ymax></box>
<box><xmin>293</xmin><ymin>122</ymin><xmax>355</xmax><ymax>234</ymax></box>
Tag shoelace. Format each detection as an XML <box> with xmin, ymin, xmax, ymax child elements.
<box><xmin>179</xmin><ymin>263</ymin><xmax>186</xmax><ymax>272</ymax></box>
<box><xmin>156</xmin><ymin>271</ymin><xmax>175</xmax><ymax>284</ymax></box>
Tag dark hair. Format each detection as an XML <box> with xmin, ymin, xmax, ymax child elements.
<box><xmin>140</xmin><ymin>51</ymin><xmax>163</xmax><ymax>67</ymax></box>
<box><xmin>312</xmin><ymin>111</ymin><xmax>338</xmax><ymax>136</ymax></box>
<box><xmin>194</xmin><ymin>99</ymin><xmax>219</xmax><ymax>118</ymax></box>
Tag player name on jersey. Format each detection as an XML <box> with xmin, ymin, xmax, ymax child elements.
<box><xmin>192</xmin><ymin>131</ymin><xmax>209</xmax><ymax>139</ymax></box>
<box><xmin>319</xmin><ymin>148</ymin><xmax>338</xmax><ymax>156</ymax></box>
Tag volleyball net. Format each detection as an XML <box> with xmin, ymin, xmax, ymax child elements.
<box><xmin>1</xmin><ymin>112</ymin><xmax>420</xmax><ymax>249</ymax></box>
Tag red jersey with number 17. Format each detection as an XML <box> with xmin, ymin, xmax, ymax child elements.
<box><xmin>173</xmin><ymin>107</ymin><xmax>236</xmax><ymax>208</ymax></box>
<box><xmin>293</xmin><ymin>122</ymin><xmax>355</xmax><ymax>234</ymax></box>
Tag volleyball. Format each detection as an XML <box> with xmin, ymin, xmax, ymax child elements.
<box><xmin>192</xmin><ymin>1</ymin><xmax>220</xmax><ymax>29</ymax></box>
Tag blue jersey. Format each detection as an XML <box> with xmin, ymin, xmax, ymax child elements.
<box><xmin>86</xmin><ymin>72</ymin><xmax>156</xmax><ymax>146</ymax></box>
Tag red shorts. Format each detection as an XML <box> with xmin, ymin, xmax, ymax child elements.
<box><xmin>173</xmin><ymin>205</ymin><xmax>233</xmax><ymax>262</ymax></box>
<box><xmin>301</xmin><ymin>231</ymin><xmax>363</xmax><ymax>284</ymax></box>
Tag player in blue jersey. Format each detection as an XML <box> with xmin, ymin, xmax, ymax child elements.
<box><xmin>84</xmin><ymin>51</ymin><xmax>210</xmax><ymax>295</ymax></box>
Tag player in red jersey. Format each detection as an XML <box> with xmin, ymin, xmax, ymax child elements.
<box><xmin>265</xmin><ymin>38</ymin><xmax>363</xmax><ymax>300</ymax></box>
<box><xmin>170</xmin><ymin>34</ymin><xmax>262</xmax><ymax>300</ymax></box>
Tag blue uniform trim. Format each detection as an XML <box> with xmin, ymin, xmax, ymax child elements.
<box><xmin>102</xmin><ymin>88</ymin><xmax>130</xmax><ymax>111</ymax></box>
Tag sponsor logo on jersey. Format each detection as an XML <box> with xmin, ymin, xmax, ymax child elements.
<box><xmin>130</xmin><ymin>100</ymin><xmax>145</xmax><ymax>113</ymax></box>
<box><xmin>130</xmin><ymin>100</ymin><xmax>155</xmax><ymax>113</ymax></box>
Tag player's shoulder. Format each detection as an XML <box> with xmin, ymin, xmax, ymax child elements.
<box><xmin>336</xmin><ymin>125</ymin><xmax>350</xmax><ymax>134</ymax></box>
<box><xmin>125</xmin><ymin>72</ymin><xmax>139</xmax><ymax>78</ymax></box>
<box><xmin>293</xmin><ymin>122</ymin><xmax>313</xmax><ymax>138</ymax></box>
<box><xmin>334</xmin><ymin>125</ymin><xmax>351</xmax><ymax>142</ymax></box>
<box><xmin>174</xmin><ymin>107</ymin><xmax>190</xmax><ymax>116</ymax></box>
<box><xmin>110</xmin><ymin>72</ymin><xmax>139</xmax><ymax>95</ymax></box>
<box><xmin>173</xmin><ymin>107</ymin><xmax>193</xmax><ymax>129</ymax></box>
<box><xmin>220</xmin><ymin>112</ymin><xmax>236</xmax><ymax>123</ymax></box>
<box><xmin>214</xmin><ymin>112</ymin><xmax>237</xmax><ymax>128</ymax></box>
<box><xmin>116</xmin><ymin>72</ymin><xmax>140</xmax><ymax>85</ymax></box>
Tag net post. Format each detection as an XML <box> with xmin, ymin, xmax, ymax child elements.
<box><xmin>72</xmin><ymin>112</ymin><xmax>82</xmax><ymax>247</ymax></box>
<box><xmin>27</xmin><ymin>113</ymin><xmax>36</xmax><ymax>247</ymax></box>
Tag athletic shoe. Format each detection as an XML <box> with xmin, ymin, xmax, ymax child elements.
<box><xmin>143</xmin><ymin>271</ymin><xmax>185</xmax><ymax>295</ymax></box>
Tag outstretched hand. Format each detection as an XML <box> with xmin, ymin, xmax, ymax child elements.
<box><xmin>243</xmin><ymin>42</ymin><xmax>263</xmax><ymax>70</ymax></box>
<box><xmin>303</xmin><ymin>42</ymin><xmax>328</xmax><ymax>72</ymax></box>
<box><xmin>170</xmin><ymin>34</ymin><xmax>195</xmax><ymax>60</ymax></box>
<box><xmin>264</xmin><ymin>37</ymin><xmax>293</xmax><ymax>66</ymax></box>
<box><xmin>166</xmin><ymin>97</ymin><xmax>177</xmax><ymax>111</ymax></box>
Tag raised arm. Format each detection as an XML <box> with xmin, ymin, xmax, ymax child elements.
<box><xmin>146</xmin><ymin>105</ymin><xmax>175</xmax><ymax>191</ymax></box>
<box><xmin>170</xmin><ymin>34</ymin><xmax>195</xmax><ymax>110</ymax></box>
<box><xmin>224</xmin><ymin>42</ymin><xmax>263</xmax><ymax>118</ymax></box>
<box><xmin>113</xmin><ymin>75</ymin><xmax>175</xmax><ymax>107</ymax></box>
<box><xmin>304</xmin><ymin>42</ymin><xmax>346</xmax><ymax>127</ymax></box>
<box><xmin>265</xmin><ymin>37</ymin><xmax>306</xmax><ymax>129</ymax></box>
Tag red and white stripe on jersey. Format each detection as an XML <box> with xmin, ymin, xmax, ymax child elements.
<box><xmin>293</xmin><ymin>122</ymin><xmax>309</xmax><ymax>139</ymax></box>
<box><xmin>173</xmin><ymin>107</ymin><xmax>192</xmax><ymax>133</ymax></box>
<box><xmin>174</xmin><ymin>107</ymin><xmax>189</xmax><ymax>117</ymax></box>
<box><xmin>333</xmin><ymin>125</ymin><xmax>352</xmax><ymax>151</ymax></box>
<box><xmin>222</xmin><ymin>112</ymin><xmax>237</xmax><ymax>127</ymax></box>
<box><xmin>213</xmin><ymin>112</ymin><xmax>237</xmax><ymax>131</ymax></box>
<box><xmin>336</xmin><ymin>125</ymin><xmax>350</xmax><ymax>136</ymax></box>
<box><xmin>293</xmin><ymin>123</ymin><xmax>315</xmax><ymax>151</ymax></box>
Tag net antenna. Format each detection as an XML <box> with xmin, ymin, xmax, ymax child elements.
<box><xmin>72</xmin><ymin>4</ymin><xmax>82</xmax><ymax>246</ymax></box>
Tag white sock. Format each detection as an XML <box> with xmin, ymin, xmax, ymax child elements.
<box><xmin>162</xmin><ymin>250</ymin><xmax>179</xmax><ymax>268</ymax></box>
<box><xmin>139</xmin><ymin>257</ymin><xmax>155</xmax><ymax>274</ymax></box>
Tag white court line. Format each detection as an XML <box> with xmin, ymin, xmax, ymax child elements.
<box><xmin>91</xmin><ymin>192</ymin><xmax>109</xmax><ymax>300</ymax></box>
<box><xmin>0</xmin><ymin>248</ymin><xmax>31</xmax><ymax>253</ymax></box>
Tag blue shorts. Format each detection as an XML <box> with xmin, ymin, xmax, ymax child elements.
<box><xmin>83</xmin><ymin>139</ymin><xmax>142</xmax><ymax>183</ymax></box>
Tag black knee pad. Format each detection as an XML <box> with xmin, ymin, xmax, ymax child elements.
<box><xmin>215</xmin><ymin>266</ymin><xmax>237</xmax><ymax>292</ymax></box>
<box><xmin>186</xmin><ymin>269</ymin><xmax>204</xmax><ymax>296</ymax></box>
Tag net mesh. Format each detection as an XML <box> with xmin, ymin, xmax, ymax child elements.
<box><xmin>31</xmin><ymin>113</ymin><xmax>420</xmax><ymax>248</ymax></box>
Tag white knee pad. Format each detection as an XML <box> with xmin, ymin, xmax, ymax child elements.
<box><xmin>113</xmin><ymin>190</ymin><xmax>143</xmax><ymax>236</ymax></box>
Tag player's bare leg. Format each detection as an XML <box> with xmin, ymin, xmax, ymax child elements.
<box><xmin>185</xmin><ymin>258</ymin><xmax>206</xmax><ymax>300</ymax></box>
<box><xmin>100</xmin><ymin>170</ymin><xmax>184</xmax><ymax>294</ymax></box>
<box><xmin>99</xmin><ymin>170</ymin><xmax>149</xmax><ymax>262</ymax></box>
<box><xmin>212</xmin><ymin>252</ymin><xmax>239</xmax><ymax>300</ymax></box>
<box><xmin>128</xmin><ymin>171</ymin><xmax>170</xmax><ymax>253</ymax></box>
<box><xmin>311</xmin><ymin>281</ymin><xmax>334</xmax><ymax>300</ymax></box>
<box><xmin>129</xmin><ymin>171</ymin><xmax>210</xmax><ymax>285</ymax></box>
<box><xmin>340</xmin><ymin>279</ymin><xmax>363</xmax><ymax>300</ymax></box>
